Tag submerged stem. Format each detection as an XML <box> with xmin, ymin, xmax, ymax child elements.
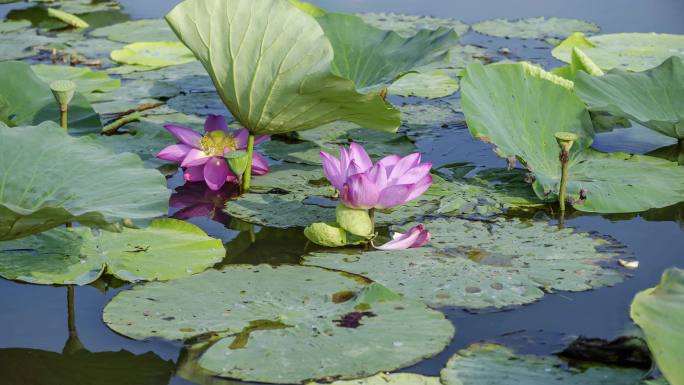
<box><xmin>242</xmin><ymin>134</ymin><xmax>255</xmax><ymax>193</ymax></box>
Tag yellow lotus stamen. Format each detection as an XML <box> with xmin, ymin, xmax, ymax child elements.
<box><xmin>199</xmin><ymin>130</ymin><xmax>238</xmax><ymax>156</ymax></box>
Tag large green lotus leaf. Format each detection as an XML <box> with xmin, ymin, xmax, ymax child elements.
<box><xmin>0</xmin><ymin>219</ymin><xmax>224</xmax><ymax>284</ymax></box>
<box><xmin>32</xmin><ymin>64</ymin><xmax>121</xmax><ymax>102</ymax></box>
<box><xmin>165</xmin><ymin>0</ymin><xmax>399</xmax><ymax>135</ymax></box>
<box><xmin>103</xmin><ymin>265</ymin><xmax>454</xmax><ymax>384</ymax></box>
<box><xmin>0</xmin><ymin>61</ymin><xmax>101</xmax><ymax>134</ymax></box>
<box><xmin>388</xmin><ymin>70</ymin><xmax>459</xmax><ymax>99</ymax></box>
<box><xmin>357</xmin><ymin>12</ymin><xmax>469</xmax><ymax>38</ymax></box>
<box><xmin>304</xmin><ymin>217</ymin><xmax>623</xmax><ymax>309</ymax></box>
<box><xmin>309</xmin><ymin>373</ymin><xmax>440</xmax><ymax>385</ymax></box>
<box><xmin>552</xmin><ymin>32</ymin><xmax>684</xmax><ymax>72</ymax></box>
<box><xmin>316</xmin><ymin>13</ymin><xmax>459</xmax><ymax>92</ymax></box>
<box><xmin>630</xmin><ymin>268</ymin><xmax>684</xmax><ymax>385</ymax></box>
<box><xmin>575</xmin><ymin>57</ymin><xmax>684</xmax><ymax>139</ymax></box>
<box><xmin>90</xmin><ymin>19</ymin><xmax>177</xmax><ymax>43</ymax></box>
<box><xmin>0</xmin><ymin>122</ymin><xmax>169</xmax><ymax>240</ymax></box>
<box><xmin>441</xmin><ymin>343</ymin><xmax>651</xmax><ymax>385</ymax></box>
<box><xmin>473</xmin><ymin>17</ymin><xmax>599</xmax><ymax>39</ymax></box>
<box><xmin>462</xmin><ymin>62</ymin><xmax>684</xmax><ymax>213</ymax></box>
<box><xmin>110</xmin><ymin>41</ymin><xmax>196</xmax><ymax>68</ymax></box>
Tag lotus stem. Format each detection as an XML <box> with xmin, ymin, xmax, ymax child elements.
<box><xmin>49</xmin><ymin>80</ymin><xmax>76</xmax><ymax>132</ymax></box>
<box><xmin>102</xmin><ymin>112</ymin><xmax>141</xmax><ymax>135</ymax></box>
<box><xmin>242</xmin><ymin>134</ymin><xmax>255</xmax><ymax>193</ymax></box>
<box><xmin>369</xmin><ymin>208</ymin><xmax>375</xmax><ymax>230</ymax></box>
<box><xmin>60</xmin><ymin>108</ymin><xmax>68</xmax><ymax>130</ymax></box>
<box><xmin>555</xmin><ymin>132</ymin><xmax>578</xmax><ymax>212</ymax></box>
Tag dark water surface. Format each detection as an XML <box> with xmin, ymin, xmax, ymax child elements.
<box><xmin>1</xmin><ymin>0</ymin><xmax>683</xmax><ymax>384</ymax></box>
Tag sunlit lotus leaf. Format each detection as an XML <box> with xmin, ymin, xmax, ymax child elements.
<box><xmin>0</xmin><ymin>122</ymin><xmax>169</xmax><ymax>240</ymax></box>
<box><xmin>0</xmin><ymin>348</ymin><xmax>173</xmax><ymax>385</ymax></box>
<box><xmin>357</xmin><ymin>12</ymin><xmax>469</xmax><ymax>37</ymax></box>
<box><xmin>631</xmin><ymin>268</ymin><xmax>684</xmax><ymax>385</ymax></box>
<box><xmin>552</xmin><ymin>47</ymin><xmax>604</xmax><ymax>81</ymax></box>
<box><xmin>388</xmin><ymin>70</ymin><xmax>459</xmax><ymax>99</ymax></box>
<box><xmin>0</xmin><ymin>61</ymin><xmax>101</xmax><ymax>134</ymax></box>
<box><xmin>103</xmin><ymin>265</ymin><xmax>454</xmax><ymax>384</ymax></box>
<box><xmin>473</xmin><ymin>17</ymin><xmax>599</xmax><ymax>40</ymax></box>
<box><xmin>441</xmin><ymin>344</ymin><xmax>651</xmax><ymax>385</ymax></box>
<box><xmin>308</xmin><ymin>373</ymin><xmax>441</xmax><ymax>385</ymax></box>
<box><xmin>165</xmin><ymin>0</ymin><xmax>399</xmax><ymax>135</ymax></box>
<box><xmin>288</xmin><ymin>0</ymin><xmax>325</xmax><ymax>16</ymax></box>
<box><xmin>32</xmin><ymin>64</ymin><xmax>121</xmax><ymax>102</ymax></box>
<box><xmin>91</xmin><ymin>19</ymin><xmax>177</xmax><ymax>43</ymax></box>
<box><xmin>110</xmin><ymin>41</ymin><xmax>196</xmax><ymax>68</ymax></box>
<box><xmin>316</xmin><ymin>13</ymin><xmax>459</xmax><ymax>92</ymax></box>
<box><xmin>462</xmin><ymin>62</ymin><xmax>684</xmax><ymax>213</ymax></box>
<box><xmin>0</xmin><ymin>219</ymin><xmax>224</xmax><ymax>285</ymax></box>
<box><xmin>249</xmin><ymin>163</ymin><xmax>335</xmax><ymax>197</ymax></box>
<box><xmin>575</xmin><ymin>57</ymin><xmax>684</xmax><ymax>139</ymax></box>
<box><xmin>304</xmin><ymin>216</ymin><xmax>623</xmax><ymax>309</ymax></box>
<box><xmin>0</xmin><ymin>20</ymin><xmax>30</xmax><ymax>33</ymax></box>
<box><xmin>552</xmin><ymin>32</ymin><xmax>684</xmax><ymax>72</ymax></box>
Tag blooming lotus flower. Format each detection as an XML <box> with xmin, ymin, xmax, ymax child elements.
<box><xmin>157</xmin><ymin>115</ymin><xmax>270</xmax><ymax>190</ymax></box>
<box><xmin>320</xmin><ymin>143</ymin><xmax>432</xmax><ymax>209</ymax></box>
<box><xmin>374</xmin><ymin>224</ymin><xmax>430</xmax><ymax>250</ymax></box>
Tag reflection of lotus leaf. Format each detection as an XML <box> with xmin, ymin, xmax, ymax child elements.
<box><xmin>631</xmin><ymin>268</ymin><xmax>684</xmax><ymax>385</ymax></box>
<box><xmin>103</xmin><ymin>265</ymin><xmax>454</xmax><ymax>384</ymax></box>
<box><xmin>304</xmin><ymin>217</ymin><xmax>624</xmax><ymax>309</ymax></box>
<box><xmin>441</xmin><ymin>343</ymin><xmax>652</xmax><ymax>385</ymax></box>
<box><xmin>0</xmin><ymin>122</ymin><xmax>169</xmax><ymax>240</ymax></box>
<box><xmin>0</xmin><ymin>219</ymin><xmax>224</xmax><ymax>284</ymax></box>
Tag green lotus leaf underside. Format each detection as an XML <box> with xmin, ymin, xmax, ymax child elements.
<box><xmin>110</xmin><ymin>41</ymin><xmax>196</xmax><ymax>68</ymax></box>
<box><xmin>440</xmin><ymin>343</ymin><xmax>653</xmax><ymax>385</ymax></box>
<box><xmin>630</xmin><ymin>268</ymin><xmax>684</xmax><ymax>385</ymax></box>
<box><xmin>304</xmin><ymin>216</ymin><xmax>623</xmax><ymax>309</ymax></box>
<box><xmin>308</xmin><ymin>373</ymin><xmax>440</xmax><ymax>385</ymax></box>
<box><xmin>0</xmin><ymin>122</ymin><xmax>169</xmax><ymax>240</ymax></box>
<box><xmin>462</xmin><ymin>62</ymin><xmax>684</xmax><ymax>213</ymax></box>
<box><xmin>552</xmin><ymin>32</ymin><xmax>684</xmax><ymax>72</ymax></box>
<box><xmin>103</xmin><ymin>265</ymin><xmax>454</xmax><ymax>384</ymax></box>
<box><xmin>165</xmin><ymin>0</ymin><xmax>399</xmax><ymax>135</ymax></box>
<box><xmin>90</xmin><ymin>18</ymin><xmax>177</xmax><ymax>43</ymax></box>
<box><xmin>575</xmin><ymin>56</ymin><xmax>684</xmax><ymax>139</ymax></box>
<box><xmin>32</xmin><ymin>64</ymin><xmax>121</xmax><ymax>102</ymax></box>
<box><xmin>357</xmin><ymin>12</ymin><xmax>469</xmax><ymax>38</ymax></box>
<box><xmin>473</xmin><ymin>17</ymin><xmax>599</xmax><ymax>39</ymax></box>
<box><xmin>0</xmin><ymin>61</ymin><xmax>101</xmax><ymax>134</ymax></box>
<box><xmin>316</xmin><ymin>13</ymin><xmax>459</xmax><ymax>92</ymax></box>
<box><xmin>0</xmin><ymin>219</ymin><xmax>224</xmax><ymax>285</ymax></box>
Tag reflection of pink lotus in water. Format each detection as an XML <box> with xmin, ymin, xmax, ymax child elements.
<box><xmin>170</xmin><ymin>182</ymin><xmax>240</xmax><ymax>224</ymax></box>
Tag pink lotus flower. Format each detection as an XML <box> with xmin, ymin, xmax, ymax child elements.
<box><xmin>157</xmin><ymin>115</ymin><xmax>270</xmax><ymax>190</ymax></box>
<box><xmin>374</xmin><ymin>224</ymin><xmax>430</xmax><ymax>250</ymax></box>
<box><xmin>320</xmin><ymin>143</ymin><xmax>432</xmax><ymax>209</ymax></box>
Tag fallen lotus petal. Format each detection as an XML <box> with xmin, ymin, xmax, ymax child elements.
<box><xmin>374</xmin><ymin>224</ymin><xmax>430</xmax><ymax>250</ymax></box>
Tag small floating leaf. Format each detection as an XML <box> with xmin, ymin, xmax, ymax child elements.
<box><xmin>473</xmin><ymin>17</ymin><xmax>599</xmax><ymax>40</ymax></box>
<box><xmin>111</xmin><ymin>41</ymin><xmax>196</xmax><ymax>68</ymax></box>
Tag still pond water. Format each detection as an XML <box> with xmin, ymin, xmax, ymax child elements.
<box><xmin>1</xmin><ymin>0</ymin><xmax>683</xmax><ymax>384</ymax></box>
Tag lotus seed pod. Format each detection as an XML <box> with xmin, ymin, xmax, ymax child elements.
<box><xmin>555</xmin><ymin>131</ymin><xmax>578</xmax><ymax>153</ymax></box>
<box><xmin>50</xmin><ymin>80</ymin><xmax>76</xmax><ymax>109</ymax></box>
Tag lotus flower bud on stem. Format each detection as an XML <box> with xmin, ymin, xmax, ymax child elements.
<box><xmin>555</xmin><ymin>131</ymin><xmax>578</xmax><ymax>212</ymax></box>
<box><xmin>242</xmin><ymin>134</ymin><xmax>255</xmax><ymax>193</ymax></box>
<box><xmin>50</xmin><ymin>80</ymin><xmax>76</xmax><ymax>131</ymax></box>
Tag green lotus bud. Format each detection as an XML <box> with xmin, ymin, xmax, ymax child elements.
<box><xmin>304</xmin><ymin>222</ymin><xmax>349</xmax><ymax>247</ymax></box>
<box><xmin>554</xmin><ymin>131</ymin><xmax>578</xmax><ymax>212</ymax></box>
<box><xmin>336</xmin><ymin>204</ymin><xmax>373</xmax><ymax>237</ymax></box>
<box><xmin>50</xmin><ymin>80</ymin><xmax>76</xmax><ymax>110</ymax></box>
<box><xmin>555</xmin><ymin>131</ymin><xmax>578</xmax><ymax>153</ymax></box>
<box><xmin>224</xmin><ymin>150</ymin><xmax>249</xmax><ymax>177</ymax></box>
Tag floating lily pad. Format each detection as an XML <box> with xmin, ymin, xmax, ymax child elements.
<box><xmin>575</xmin><ymin>56</ymin><xmax>684</xmax><ymax>139</ymax></box>
<box><xmin>473</xmin><ymin>17</ymin><xmax>599</xmax><ymax>40</ymax></box>
<box><xmin>165</xmin><ymin>0</ymin><xmax>399</xmax><ymax>135</ymax></box>
<box><xmin>304</xmin><ymin>217</ymin><xmax>623</xmax><ymax>309</ymax></box>
<box><xmin>32</xmin><ymin>64</ymin><xmax>121</xmax><ymax>101</ymax></box>
<box><xmin>110</xmin><ymin>41</ymin><xmax>196</xmax><ymax>68</ymax></box>
<box><xmin>49</xmin><ymin>0</ymin><xmax>121</xmax><ymax>14</ymax></box>
<box><xmin>0</xmin><ymin>122</ymin><xmax>169</xmax><ymax>240</ymax></box>
<box><xmin>441</xmin><ymin>344</ymin><xmax>651</xmax><ymax>385</ymax></box>
<box><xmin>0</xmin><ymin>20</ymin><xmax>31</xmax><ymax>33</ymax></box>
<box><xmin>357</xmin><ymin>12</ymin><xmax>469</xmax><ymax>37</ymax></box>
<box><xmin>462</xmin><ymin>62</ymin><xmax>684</xmax><ymax>213</ymax></box>
<box><xmin>0</xmin><ymin>219</ymin><xmax>224</xmax><ymax>285</ymax></box>
<box><xmin>260</xmin><ymin>140</ymin><xmax>336</xmax><ymax>165</ymax></box>
<box><xmin>0</xmin><ymin>61</ymin><xmax>101</xmax><ymax>134</ymax></box>
<box><xmin>60</xmin><ymin>37</ymin><xmax>124</xmax><ymax>62</ymax></box>
<box><xmin>165</xmin><ymin>92</ymin><xmax>230</xmax><ymax>117</ymax></box>
<box><xmin>417</xmin><ymin>44</ymin><xmax>492</xmax><ymax>74</ymax></box>
<box><xmin>400</xmin><ymin>101</ymin><xmax>463</xmax><ymax>138</ymax></box>
<box><xmin>552</xmin><ymin>32</ymin><xmax>684</xmax><ymax>72</ymax></box>
<box><xmin>249</xmin><ymin>163</ymin><xmax>334</xmax><ymax>196</ymax></box>
<box><xmin>631</xmin><ymin>268</ymin><xmax>684</xmax><ymax>385</ymax></box>
<box><xmin>317</xmin><ymin>13</ymin><xmax>459</xmax><ymax>92</ymax></box>
<box><xmin>90</xmin><ymin>19</ymin><xmax>177</xmax><ymax>43</ymax></box>
<box><xmin>388</xmin><ymin>70</ymin><xmax>459</xmax><ymax>99</ymax></box>
<box><xmin>308</xmin><ymin>373</ymin><xmax>441</xmax><ymax>385</ymax></box>
<box><xmin>103</xmin><ymin>265</ymin><xmax>454</xmax><ymax>384</ymax></box>
<box><xmin>91</xmin><ymin>78</ymin><xmax>180</xmax><ymax>116</ymax></box>
<box><xmin>121</xmin><ymin>61</ymin><xmax>215</xmax><ymax>93</ymax></box>
<box><xmin>0</xmin><ymin>30</ymin><xmax>62</xmax><ymax>61</ymax></box>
